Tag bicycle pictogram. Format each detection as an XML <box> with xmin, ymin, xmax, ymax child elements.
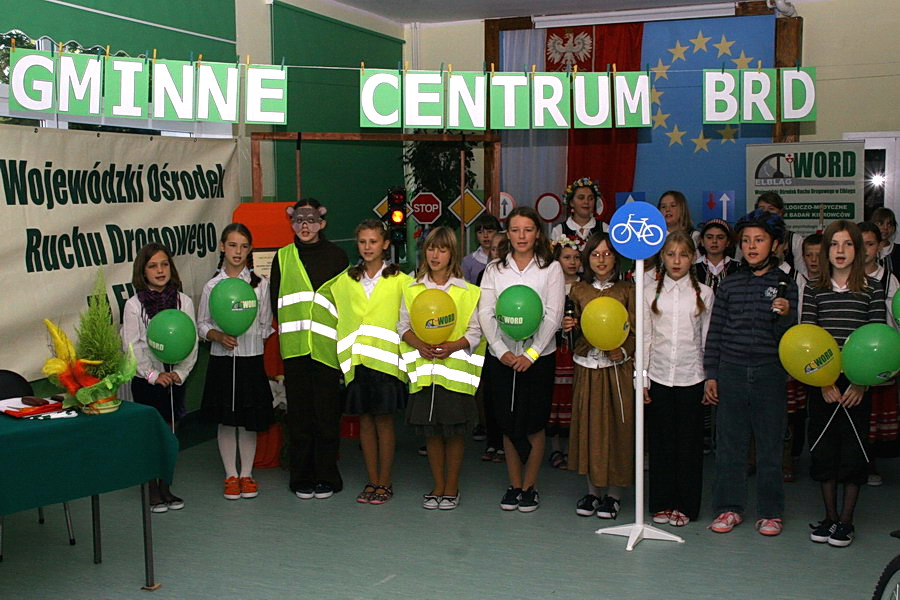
<box><xmin>610</xmin><ymin>213</ymin><xmax>664</xmax><ymax>246</ymax></box>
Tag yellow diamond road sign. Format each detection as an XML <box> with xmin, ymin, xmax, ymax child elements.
<box><xmin>449</xmin><ymin>189</ymin><xmax>485</xmax><ymax>226</ymax></box>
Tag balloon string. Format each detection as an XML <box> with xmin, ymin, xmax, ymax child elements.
<box><xmin>613</xmin><ymin>362</ymin><xmax>625</xmax><ymax>424</ymax></box>
<box><xmin>169</xmin><ymin>385</ymin><xmax>175</xmax><ymax>434</ymax></box>
<box><xmin>845</xmin><ymin>404</ymin><xmax>870</xmax><ymax>463</ymax></box>
<box><xmin>428</xmin><ymin>359</ymin><xmax>436</xmax><ymax>422</ymax></box>
<box><xmin>510</xmin><ymin>341</ymin><xmax>521</xmax><ymax>413</ymax></box>
<box><xmin>232</xmin><ymin>351</ymin><xmax>236</xmax><ymax>414</ymax></box>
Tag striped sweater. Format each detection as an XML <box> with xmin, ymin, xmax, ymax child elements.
<box><xmin>704</xmin><ymin>267</ymin><xmax>798</xmax><ymax>380</ymax></box>
<box><xmin>800</xmin><ymin>277</ymin><xmax>886</xmax><ymax>345</ymax></box>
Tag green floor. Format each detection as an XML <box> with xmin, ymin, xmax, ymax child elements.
<box><xmin>2</xmin><ymin>421</ymin><xmax>898</xmax><ymax>600</ymax></box>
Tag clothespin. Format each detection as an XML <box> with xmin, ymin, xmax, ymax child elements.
<box><xmin>58</xmin><ymin>42</ymin><xmax>64</xmax><ymax>55</ymax></box>
<box><xmin>448</xmin><ymin>63</ymin><xmax>452</xmax><ymax>77</ymax></box>
<box><xmin>531</xmin><ymin>64</ymin><xmax>536</xmax><ymax>78</ymax></box>
<box><xmin>796</xmin><ymin>59</ymin><xmax>801</xmax><ymax>71</ymax></box>
<box><xmin>490</xmin><ymin>62</ymin><xmax>495</xmax><ymax>75</ymax></box>
<box><xmin>144</xmin><ymin>50</ymin><xmax>149</xmax><ymax>65</ymax></box>
<box><xmin>721</xmin><ymin>62</ymin><xmax>725</xmax><ymax>74</ymax></box>
<box><xmin>236</xmin><ymin>54</ymin><xmax>240</xmax><ymax>68</ymax></box>
<box><xmin>612</xmin><ymin>63</ymin><xmax>617</xmax><ymax>77</ymax></box>
<box><xmin>197</xmin><ymin>54</ymin><xmax>203</xmax><ymax>68</ymax></box>
<box><xmin>573</xmin><ymin>64</ymin><xmax>578</xmax><ymax>77</ymax></box>
<box><xmin>360</xmin><ymin>61</ymin><xmax>365</xmax><ymax>75</ymax></box>
<box><xmin>482</xmin><ymin>61</ymin><xmax>487</xmax><ymax>75</ymax></box>
<box><xmin>189</xmin><ymin>51</ymin><xmax>194</xmax><ymax>66</ymax></box>
<box><xmin>246</xmin><ymin>55</ymin><xmax>251</xmax><ymax>67</ymax></box>
<box><xmin>280</xmin><ymin>56</ymin><xmax>285</xmax><ymax>71</ymax></box>
<box><xmin>646</xmin><ymin>63</ymin><xmax>650</xmax><ymax>78</ymax></box>
<box><xmin>96</xmin><ymin>48</ymin><xmax>103</xmax><ymax>61</ymax></box>
<box><xmin>404</xmin><ymin>61</ymin><xmax>409</xmax><ymax>75</ymax></box>
<box><xmin>757</xmin><ymin>60</ymin><xmax>762</xmax><ymax>73</ymax></box>
<box><xmin>152</xmin><ymin>48</ymin><xmax>157</xmax><ymax>66</ymax></box>
<box><xmin>10</xmin><ymin>38</ymin><xmax>15</xmax><ymax>52</ymax></box>
<box><xmin>523</xmin><ymin>64</ymin><xmax>528</xmax><ymax>77</ymax></box>
<box><xmin>105</xmin><ymin>45</ymin><xmax>110</xmax><ymax>60</ymax></box>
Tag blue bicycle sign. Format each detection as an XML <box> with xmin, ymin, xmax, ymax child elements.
<box><xmin>608</xmin><ymin>201</ymin><xmax>667</xmax><ymax>260</ymax></box>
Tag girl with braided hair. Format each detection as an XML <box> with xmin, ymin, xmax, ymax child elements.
<box><xmin>198</xmin><ymin>223</ymin><xmax>275</xmax><ymax>501</ymax></box>
<box><xmin>643</xmin><ymin>231</ymin><xmax>714</xmax><ymax>527</ymax></box>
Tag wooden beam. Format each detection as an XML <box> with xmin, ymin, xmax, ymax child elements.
<box><xmin>484</xmin><ymin>17</ymin><xmax>532</xmax><ymax>73</ymax></box>
<box><xmin>250</xmin><ymin>131</ymin><xmax>498</xmax><ymax>143</ymax></box>
<box><xmin>251</xmin><ymin>138</ymin><xmax>262</xmax><ymax>202</ymax></box>
<box><xmin>735</xmin><ymin>1</ymin><xmax>772</xmax><ymax>17</ymax></box>
<box><xmin>774</xmin><ymin>16</ymin><xmax>804</xmax><ymax>143</ymax></box>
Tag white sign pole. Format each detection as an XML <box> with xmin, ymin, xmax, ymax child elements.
<box><xmin>596</xmin><ymin>257</ymin><xmax>684</xmax><ymax>550</ymax></box>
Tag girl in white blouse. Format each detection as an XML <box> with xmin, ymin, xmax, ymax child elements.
<box><xmin>478</xmin><ymin>207</ymin><xmax>565</xmax><ymax>513</ymax></box>
<box><xmin>643</xmin><ymin>231</ymin><xmax>714</xmax><ymax>527</ymax></box>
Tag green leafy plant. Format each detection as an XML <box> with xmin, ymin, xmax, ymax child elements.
<box><xmin>75</xmin><ymin>270</ymin><xmax>124</xmax><ymax>380</ymax></box>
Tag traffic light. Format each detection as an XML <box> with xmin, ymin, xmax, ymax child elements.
<box><xmin>385</xmin><ymin>187</ymin><xmax>407</xmax><ymax>260</ymax></box>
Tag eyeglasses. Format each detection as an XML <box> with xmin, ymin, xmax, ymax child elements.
<box><xmin>590</xmin><ymin>251</ymin><xmax>613</xmax><ymax>259</ymax></box>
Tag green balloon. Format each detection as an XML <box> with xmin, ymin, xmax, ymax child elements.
<box><xmin>842</xmin><ymin>323</ymin><xmax>900</xmax><ymax>386</ymax></box>
<box><xmin>209</xmin><ymin>278</ymin><xmax>259</xmax><ymax>336</ymax></box>
<box><xmin>495</xmin><ymin>285</ymin><xmax>543</xmax><ymax>341</ymax></box>
<box><xmin>893</xmin><ymin>293</ymin><xmax>900</xmax><ymax>329</ymax></box>
<box><xmin>147</xmin><ymin>309</ymin><xmax>197</xmax><ymax>364</ymax></box>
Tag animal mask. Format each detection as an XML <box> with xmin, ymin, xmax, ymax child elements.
<box><xmin>286</xmin><ymin>205</ymin><xmax>327</xmax><ymax>235</ymax></box>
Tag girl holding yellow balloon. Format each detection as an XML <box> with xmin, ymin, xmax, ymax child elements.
<box><xmin>400</xmin><ymin>227</ymin><xmax>485</xmax><ymax>511</ymax></box>
<box><xmin>332</xmin><ymin>219</ymin><xmax>411</xmax><ymax>505</ymax></box>
<box><xmin>801</xmin><ymin>220</ymin><xmax>886</xmax><ymax>547</ymax></box>
<box><xmin>563</xmin><ymin>232</ymin><xmax>635</xmax><ymax>521</ymax></box>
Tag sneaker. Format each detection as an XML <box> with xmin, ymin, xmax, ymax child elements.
<box><xmin>294</xmin><ymin>488</ymin><xmax>315</xmax><ymax>500</ymax></box>
<box><xmin>576</xmin><ymin>494</ymin><xmax>601</xmax><ymax>517</ymax></box>
<box><xmin>239</xmin><ymin>477</ymin><xmax>258</xmax><ymax>499</ymax></box>
<box><xmin>868</xmin><ymin>473</ymin><xmax>883</xmax><ymax>486</ymax></box>
<box><xmin>596</xmin><ymin>496</ymin><xmax>620</xmax><ymax>519</ymax></box>
<box><xmin>223</xmin><ymin>477</ymin><xmax>241</xmax><ymax>500</ymax></box>
<box><xmin>422</xmin><ymin>494</ymin><xmax>442</xmax><ymax>510</ymax></box>
<box><xmin>165</xmin><ymin>495</ymin><xmax>185</xmax><ymax>510</ymax></box>
<box><xmin>417</xmin><ymin>445</ymin><xmax>428</xmax><ymax>457</ymax></box>
<box><xmin>756</xmin><ymin>518</ymin><xmax>783</xmax><ymax>536</ymax></box>
<box><xmin>827</xmin><ymin>522</ymin><xmax>855</xmax><ymax>547</ymax></box>
<box><xmin>472</xmin><ymin>425</ymin><xmax>487</xmax><ymax>441</ymax></box>
<box><xmin>668</xmin><ymin>510</ymin><xmax>690</xmax><ymax>527</ymax></box>
<box><xmin>709</xmin><ymin>511</ymin><xmax>743</xmax><ymax>533</ymax></box>
<box><xmin>809</xmin><ymin>518</ymin><xmax>837</xmax><ymax>543</ymax></box>
<box><xmin>500</xmin><ymin>486</ymin><xmax>522</xmax><ymax>511</ymax></box>
<box><xmin>150</xmin><ymin>503</ymin><xmax>168</xmax><ymax>514</ymax></box>
<box><xmin>313</xmin><ymin>483</ymin><xmax>334</xmax><ymax>499</ymax></box>
<box><xmin>481</xmin><ymin>447</ymin><xmax>497</xmax><ymax>461</ymax></box>
<box><xmin>517</xmin><ymin>487</ymin><xmax>540</xmax><ymax>513</ymax></box>
<box><xmin>438</xmin><ymin>494</ymin><xmax>460</xmax><ymax>510</ymax></box>
<box><xmin>652</xmin><ymin>510</ymin><xmax>673</xmax><ymax>524</ymax></box>
<box><xmin>492</xmin><ymin>448</ymin><xmax>506</xmax><ymax>463</ymax></box>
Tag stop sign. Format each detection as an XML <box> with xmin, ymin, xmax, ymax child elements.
<box><xmin>410</xmin><ymin>192</ymin><xmax>442</xmax><ymax>225</ymax></box>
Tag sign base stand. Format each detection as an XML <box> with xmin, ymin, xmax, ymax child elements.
<box><xmin>596</xmin><ymin>522</ymin><xmax>684</xmax><ymax>552</ymax></box>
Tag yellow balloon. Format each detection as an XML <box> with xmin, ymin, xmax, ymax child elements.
<box><xmin>581</xmin><ymin>296</ymin><xmax>630</xmax><ymax>351</ymax></box>
<box><xmin>778</xmin><ymin>324</ymin><xmax>841</xmax><ymax>386</ymax></box>
<box><xmin>410</xmin><ymin>289</ymin><xmax>457</xmax><ymax>345</ymax></box>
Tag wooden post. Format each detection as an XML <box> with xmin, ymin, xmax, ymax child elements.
<box><xmin>774</xmin><ymin>16</ymin><xmax>804</xmax><ymax>143</ymax></box>
<box><xmin>295</xmin><ymin>132</ymin><xmax>302</xmax><ymax>201</ymax></box>
<box><xmin>251</xmin><ymin>138</ymin><xmax>262</xmax><ymax>202</ymax></box>
<box><xmin>460</xmin><ymin>149</ymin><xmax>467</xmax><ymax>253</ymax></box>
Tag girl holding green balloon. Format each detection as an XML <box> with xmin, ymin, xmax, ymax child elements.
<box><xmin>198</xmin><ymin>223</ymin><xmax>274</xmax><ymax>501</ymax></box>
<box><xmin>400</xmin><ymin>227</ymin><xmax>485</xmax><ymax>511</ymax></box>
<box><xmin>801</xmin><ymin>220</ymin><xmax>887</xmax><ymax>547</ymax></box>
<box><xmin>478</xmin><ymin>207</ymin><xmax>564</xmax><ymax>513</ymax></box>
<box><xmin>122</xmin><ymin>243</ymin><xmax>198</xmax><ymax>512</ymax></box>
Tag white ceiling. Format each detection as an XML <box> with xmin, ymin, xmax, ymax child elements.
<box><xmin>333</xmin><ymin>0</ymin><xmax>738</xmax><ymax>24</ymax></box>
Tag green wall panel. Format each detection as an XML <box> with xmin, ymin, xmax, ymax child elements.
<box><xmin>271</xmin><ymin>2</ymin><xmax>404</xmax><ymax>253</ymax></box>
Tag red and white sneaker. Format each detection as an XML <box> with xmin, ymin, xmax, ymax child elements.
<box><xmin>223</xmin><ymin>477</ymin><xmax>241</xmax><ymax>500</ymax></box>
<box><xmin>756</xmin><ymin>518</ymin><xmax>783</xmax><ymax>536</ymax></box>
<box><xmin>652</xmin><ymin>510</ymin><xmax>673</xmax><ymax>524</ymax></box>
<box><xmin>668</xmin><ymin>509</ymin><xmax>690</xmax><ymax>527</ymax></box>
<box><xmin>709</xmin><ymin>511</ymin><xmax>743</xmax><ymax>533</ymax></box>
<box><xmin>239</xmin><ymin>477</ymin><xmax>259</xmax><ymax>499</ymax></box>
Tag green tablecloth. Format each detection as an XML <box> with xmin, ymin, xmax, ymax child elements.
<box><xmin>0</xmin><ymin>401</ymin><xmax>178</xmax><ymax>515</ymax></box>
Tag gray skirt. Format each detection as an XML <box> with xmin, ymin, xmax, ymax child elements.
<box><xmin>406</xmin><ymin>385</ymin><xmax>477</xmax><ymax>438</ymax></box>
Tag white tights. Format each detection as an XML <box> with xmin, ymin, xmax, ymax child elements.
<box><xmin>217</xmin><ymin>424</ymin><xmax>257</xmax><ymax>479</ymax></box>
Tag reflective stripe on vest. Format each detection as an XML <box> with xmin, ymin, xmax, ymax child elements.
<box><xmin>400</xmin><ymin>281</ymin><xmax>485</xmax><ymax>396</ymax></box>
<box><xmin>332</xmin><ymin>272</ymin><xmax>411</xmax><ymax>385</ymax></box>
<box><xmin>277</xmin><ymin>245</ymin><xmax>314</xmax><ymax>359</ymax></box>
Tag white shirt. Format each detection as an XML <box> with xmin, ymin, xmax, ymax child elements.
<box><xmin>695</xmin><ymin>255</ymin><xmax>734</xmax><ymax>276</ymax></box>
<box><xmin>643</xmin><ymin>275</ymin><xmax>714</xmax><ymax>387</ymax></box>
<box><xmin>197</xmin><ymin>268</ymin><xmax>274</xmax><ymax>357</ymax></box>
<box><xmin>869</xmin><ymin>264</ymin><xmax>899</xmax><ymax>330</ymax></box>
<box><xmin>122</xmin><ymin>291</ymin><xmax>198</xmax><ymax>384</ymax></box>
<box><xmin>361</xmin><ymin>264</ymin><xmax>384</xmax><ymax>298</ymax></box>
<box><xmin>550</xmin><ymin>217</ymin><xmax>608</xmax><ymax>250</ymax></box>
<box><xmin>478</xmin><ymin>256</ymin><xmax>565</xmax><ymax>360</ymax></box>
<box><xmin>397</xmin><ymin>274</ymin><xmax>482</xmax><ymax>352</ymax></box>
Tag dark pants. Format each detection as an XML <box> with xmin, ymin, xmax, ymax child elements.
<box><xmin>284</xmin><ymin>355</ymin><xmax>343</xmax><ymax>492</ymax></box>
<box><xmin>647</xmin><ymin>381</ymin><xmax>705</xmax><ymax>520</ymax></box>
<box><xmin>713</xmin><ymin>361</ymin><xmax>787</xmax><ymax>519</ymax></box>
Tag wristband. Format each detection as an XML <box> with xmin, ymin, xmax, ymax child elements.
<box><xmin>147</xmin><ymin>370</ymin><xmax>158</xmax><ymax>384</ymax></box>
<box><xmin>524</xmin><ymin>347</ymin><xmax>540</xmax><ymax>361</ymax></box>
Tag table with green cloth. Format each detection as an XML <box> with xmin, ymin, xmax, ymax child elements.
<box><xmin>0</xmin><ymin>400</ymin><xmax>178</xmax><ymax>588</ymax></box>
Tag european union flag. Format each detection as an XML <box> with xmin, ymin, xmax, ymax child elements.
<box><xmin>633</xmin><ymin>15</ymin><xmax>775</xmax><ymax>227</ymax></box>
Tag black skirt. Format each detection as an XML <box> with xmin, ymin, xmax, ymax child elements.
<box><xmin>200</xmin><ymin>354</ymin><xmax>275</xmax><ymax>432</ymax></box>
<box><xmin>343</xmin><ymin>365</ymin><xmax>408</xmax><ymax>416</ymax></box>
<box><xmin>406</xmin><ymin>384</ymin><xmax>477</xmax><ymax>438</ymax></box>
<box><xmin>131</xmin><ymin>376</ymin><xmax>186</xmax><ymax>423</ymax></box>
<box><xmin>485</xmin><ymin>352</ymin><xmax>556</xmax><ymax>439</ymax></box>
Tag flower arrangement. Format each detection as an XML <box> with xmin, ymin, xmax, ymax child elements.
<box><xmin>550</xmin><ymin>235</ymin><xmax>580</xmax><ymax>250</ymax></box>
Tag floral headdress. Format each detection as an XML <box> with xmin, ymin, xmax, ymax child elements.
<box><xmin>550</xmin><ymin>235</ymin><xmax>580</xmax><ymax>251</ymax></box>
<box><xmin>563</xmin><ymin>177</ymin><xmax>601</xmax><ymax>205</ymax></box>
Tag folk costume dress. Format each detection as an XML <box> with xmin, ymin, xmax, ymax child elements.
<box><xmin>568</xmin><ymin>279</ymin><xmax>636</xmax><ymax>488</ymax></box>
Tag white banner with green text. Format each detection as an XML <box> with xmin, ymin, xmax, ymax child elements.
<box><xmin>0</xmin><ymin>125</ymin><xmax>239</xmax><ymax>380</ymax></box>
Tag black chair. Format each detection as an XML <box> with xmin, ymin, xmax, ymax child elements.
<box><xmin>0</xmin><ymin>370</ymin><xmax>76</xmax><ymax>562</ymax></box>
